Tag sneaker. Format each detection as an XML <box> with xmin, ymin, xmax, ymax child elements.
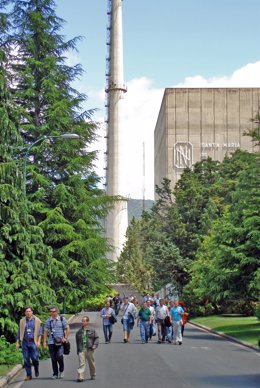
<box><xmin>58</xmin><ymin>372</ymin><xmax>64</xmax><ymax>379</ymax></box>
<box><xmin>77</xmin><ymin>378</ymin><xmax>84</xmax><ymax>382</ymax></box>
<box><xmin>24</xmin><ymin>376</ymin><xmax>32</xmax><ymax>381</ymax></box>
<box><xmin>52</xmin><ymin>375</ymin><xmax>58</xmax><ymax>379</ymax></box>
<box><xmin>123</xmin><ymin>338</ymin><xmax>127</xmax><ymax>343</ymax></box>
<box><xmin>35</xmin><ymin>369</ymin><xmax>39</xmax><ymax>377</ymax></box>
<box><xmin>178</xmin><ymin>342</ymin><xmax>182</xmax><ymax>345</ymax></box>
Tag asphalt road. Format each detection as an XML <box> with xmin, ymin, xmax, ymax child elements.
<box><xmin>10</xmin><ymin>311</ymin><xmax>260</xmax><ymax>388</ymax></box>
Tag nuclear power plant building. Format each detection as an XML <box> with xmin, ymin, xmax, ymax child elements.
<box><xmin>154</xmin><ymin>87</ymin><xmax>260</xmax><ymax>193</ymax></box>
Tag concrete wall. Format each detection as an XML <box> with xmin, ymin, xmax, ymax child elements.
<box><xmin>154</xmin><ymin>88</ymin><xmax>260</xmax><ymax>193</ymax></box>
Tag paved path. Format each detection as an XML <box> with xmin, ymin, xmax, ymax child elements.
<box><xmin>10</xmin><ymin>312</ymin><xmax>260</xmax><ymax>388</ymax></box>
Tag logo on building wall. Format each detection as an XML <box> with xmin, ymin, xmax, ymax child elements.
<box><xmin>174</xmin><ymin>142</ymin><xmax>193</xmax><ymax>169</ymax></box>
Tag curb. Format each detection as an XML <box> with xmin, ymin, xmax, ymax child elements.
<box><xmin>0</xmin><ymin>364</ymin><xmax>23</xmax><ymax>388</ymax></box>
<box><xmin>0</xmin><ymin>314</ymin><xmax>76</xmax><ymax>388</ymax></box>
<box><xmin>190</xmin><ymin>321</ymin><xmax>260</xmax><ymax>352</ymax></box>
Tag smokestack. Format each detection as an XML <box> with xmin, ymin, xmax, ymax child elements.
<box><xmin>105</xmin><ymin>0</ymin><xmax>128</xmax><ymax>261</ymax></box>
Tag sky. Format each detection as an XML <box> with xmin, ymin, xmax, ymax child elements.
<box><xmin>55</xmin><ymin>0</ymin><xmax>260</xmax><ymax>199</ymax></box>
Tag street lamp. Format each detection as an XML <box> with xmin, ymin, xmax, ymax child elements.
<box><xmin>23</xmin><ymin>133</ymin><xmax>80</xmax><ymax>194</ymax></box>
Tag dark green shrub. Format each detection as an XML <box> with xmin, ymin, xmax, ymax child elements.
<box><xmin>0</xmin><ymin>336</ymin><xmax>23</xmax><ymax>365</ymax></box>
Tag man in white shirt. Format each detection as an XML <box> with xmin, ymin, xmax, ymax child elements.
<box><xmin>155</xmin><ymin>298</ymin><xmax>169</xmax><ymax>343</ymax></box>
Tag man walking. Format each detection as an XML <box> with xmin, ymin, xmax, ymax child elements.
<box><xmin>16</xmin><ymin>307</ymin><xmax>42</xmax><ymax>381</ymax></box>
<box><xmin>112</xmin><ymin>293</ymin><xmax>122</xmax><ymax>316</ymax></box>
<box><xmin>76</xmin><ymin>316</ymin><xmax>99</xmax><ymax>383</ymax></box>
<box><xmin>155</xmin><ymin>298</ymin><xmax>169</xmax><ymax>343</ymax></box>
<box><xmin>137</xmin><ymin>302</ymin><xmax>152</xmax><ymax>344</ymax></box>
<box><xmin>100</xmin><ymin>300</ymin><xmax>116</xmax><ymax>343</ymax></box>
<box><xmin>120</xmin><ymin>296</ymin><xmax>137</xmax><ymax>343</ymax></box>
<box><xmin>43</xmin><ymin>306</ymin><xmax>70</xmax><ymax>379</ymax></box>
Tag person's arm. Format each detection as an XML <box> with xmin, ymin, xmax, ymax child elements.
<box><xmin>36</xmin><ymin>324</ymin><xmax>42</xmax><ymax>349</ymax></box>
<box><xmin>92</xmin><ymin>330</ymin><xmax>99</xmax><ymax>350</ymax></box>
<box><xmin>64</xmin><ymin>325</ymin><xmax>70</xmax><ymax>341</ymax></box>
<box><xmin>43</xmin><ymin>330</ymin><xmax>48</xmax><ymax>349</ymax></box>
<box><xmin>16</xmin><ymin>326</ymin><xmax>20</xmax><ymax>349</ymax></box>
<box><xmin>43</xmin><ymin>320</ymin><xmax>49</xmax><ymax>349</ymax></box>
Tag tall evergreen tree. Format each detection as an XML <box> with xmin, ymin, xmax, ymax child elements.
<box><xmin>8</xmin><ymin>0</ymin><xmax>111</xmax><ymax>308</ymax></box>
<box><xmin>0</xmin><ymin>2</ymin><xmax>55</xmax><ymax>339</ymax></box>
<box><xmin>186</xmin><ymin>152</ymin><xmax>260</xmax><ymax>313</ymax></box>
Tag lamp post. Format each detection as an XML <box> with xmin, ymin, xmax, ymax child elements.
<box><xmin>23</xmin><ymin>133</ymin><xmax>80</xmax><ymax>195</ymax></box>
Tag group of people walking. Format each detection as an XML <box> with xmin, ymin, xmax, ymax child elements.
<box><xmin>16</xmin><ymin>306</ymin><xmax>98</xmax><ymax>383</ymax></box>
<box><xmin>100</xmin><ymin>294</ymin><xmax>189</xmax><ymax>346</ymax></box>
<box><xmin>16</xmin><ymin>294</ymin><xmax>188</xmax><ymax>383</ymax></box>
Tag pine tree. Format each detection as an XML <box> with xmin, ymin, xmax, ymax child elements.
<box><xmin>0</xmin><ymin>2</ymin><xmax>55</xmax><ymax>339</ymax></box>
<box><xmin>9</xmin><ymin>0</ymin><xmax>111</xmax><ymax>307</ymax></box>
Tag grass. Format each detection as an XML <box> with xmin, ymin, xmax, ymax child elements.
<box><xmin>191</xmin><ymin>315</ymin><xmax>260</xmax><ymax>347</ymax></box>
<box><xmin>0</xmin><ymin>364</ymin><xmax>14</xmax><ymax>378</ymax></box>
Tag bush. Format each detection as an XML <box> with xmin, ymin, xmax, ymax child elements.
<box><xmin>256</xmin><ymin>295</ymin><xmax>260</xmax><ymax>321</ymax></box>
<box><xmin>0</xmin><ymin>336</ymin><xmax>23</xmax><ymax>366</ymax></box>
<box><xmin>79</xmin><ymin>294</ymin><xmax>108</xmax><ymax>311</ymax></box>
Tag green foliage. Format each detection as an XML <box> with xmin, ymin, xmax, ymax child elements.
<box><xmin>78</xmin><ymin>293</ymin><xmax>112</xmax><ymax>312</ymax></box>
<box><xmin>4</xmin><ymin>0</ymin><xmax>112</xmax><ymax>312</ymax></box>
<box><xmin>119</xmin><ymin>150</ymin><xmax>259</xmax><ymax>315</ymax></box>
<box><xmin>0</xmin><ymin>0</ymin><xmax>56</xmax><ymax>340</ymax></box>
<box><xmin>0</xmin><ymin>336</ymin><xmax>23</xmax><ymax>365</ymax></box>
<box><xmin>256</xmin><ymin>295</ymin><xmax>260</xmax><ymax>321</ymax></box>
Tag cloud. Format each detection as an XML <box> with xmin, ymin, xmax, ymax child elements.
<box><xmin>92</xmin><ymin>61</ymin><xmax>260</xmax><ymax>200</ymax></box>
<box><xmin>176</xmin><ymin>61</ymin><xmax>260</xmax><ymax>87</ymax></box>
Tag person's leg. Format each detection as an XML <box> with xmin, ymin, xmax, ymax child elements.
<box><xmin>77</xmin><ymin>351</ymin><xmax>86</xmax><ymax>381</ymax></box>
<box><xmin>123</xmin><ymin>319</ymin><xmax>128</xmax><ymax>342</ymax></box>
<box><xmin>49</xmin><ymin>345</ymin><xmax>59</xmax><ymax>377</ymax></box>
<box><xmin>140</xmin><ymin>321</ymin><xmax>145</xmax><ymax>343</ymax></box>
<box><xmin>21</xmin><ymin>342</ymin><xmax>32</xmax><ymax>378</ymax></box>
<box><xmin>28</xmin><ymin>343</ymin><xmax>39</xmax><ymax>375</ymax></box>
<box><xmin>56</xmin><ymin>345</ymin><xmax>64</xmax><ymax>375</ymax></box>
<box><xmin>157</xmin><ymin>322</ymin><xmax>162</xmax><ymax>342</ymax></box>
<box><xmin>161</xmin><ymin>322</ymin><xmax>166</xmax><ymax>341</ymax></box>
<box><xmin>176</xmin><ymin>321</ymin><xmax>183</xmax><ymax>344</ymax></box>
<box><xmin>86</xmin><ymin>350</ymin><xmax>96</xmax><ymax>379</ymax></box>
<box><xmin>108</xmin><ymin>324</ymin><xmax>113</xmax><ymax>342</ymax></box>
<box><xmin>103</xmin><ymin>324</ymin><xmax>108</xmax><ymax>342</ymax></box>
<box><xmin>172</xmin><ymin>321</ymin><xmax>178</xmax><ymax>344</ymax></box>
<box><xmin>145</xmin><ymin>322</ymin><xmax>150</xmax><ymax>342</ymax></box>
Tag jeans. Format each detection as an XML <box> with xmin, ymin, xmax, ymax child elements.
<box><xmin>140</xmin><ymin>321</ymin><xmax>150</xmax><ymax>343</ymax></box>
<box><xmin>22</xmin><ymin>341</ymin><xmax>39</xmax><ymax>377</ymax></box>
<box><xmin>103</xmin><ymin>324</ymin><xmax>113</xmax><ymax>342</ymax></box>
<box><xmin>48</xmin><ymin>344</ymin><xmax>64</xmax><ymax>376</ymax></box>
<box><xmin>114</xmin><ymin>304</ymin><xmax>120</xmax><ymax>316</ymax></box>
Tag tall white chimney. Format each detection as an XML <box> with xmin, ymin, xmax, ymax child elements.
<box><xmin>105</xmin><ymin>0</ymin><xmax>128</xmax><ymax>261</ymax></box>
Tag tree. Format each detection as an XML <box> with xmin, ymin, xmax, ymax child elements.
<box><xmin>187</xmin><ymin>153</ymin><xmax>260</xmax><ymax>313</ymax></box>
<box><xmin>0</xmin><ymin>2</ymin><xmax>55</xmax><ymax>339</ymax></box>
<box><xmin>8</xmin><ymin>0</ymin><xmax>112</xmax><ymax>307</ymax></box>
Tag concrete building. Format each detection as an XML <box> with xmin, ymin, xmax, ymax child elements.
<box><xmin>154</xmin><ymin>88</ymin><xmax>260</xmax><ymax>193</ymax></box>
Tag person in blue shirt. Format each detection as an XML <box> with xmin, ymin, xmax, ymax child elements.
<box><xmin>169</xmin><ymin>300</ymin><xmax>184</xmax><ymax>345</ymax></box>
<box><xmin>43</xmin><ymin>306</ymin><xmax>70</xmax><ymax>379</ymax></box>
<box><xmin>100</xmin><ymin>300</ymin><xmax>116</xmax><ymax>343</ymax></box>
<box><xmin>16</xmin><ymin>306</ymin><xmax>42</xmax><ymax>381</ymax></box>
